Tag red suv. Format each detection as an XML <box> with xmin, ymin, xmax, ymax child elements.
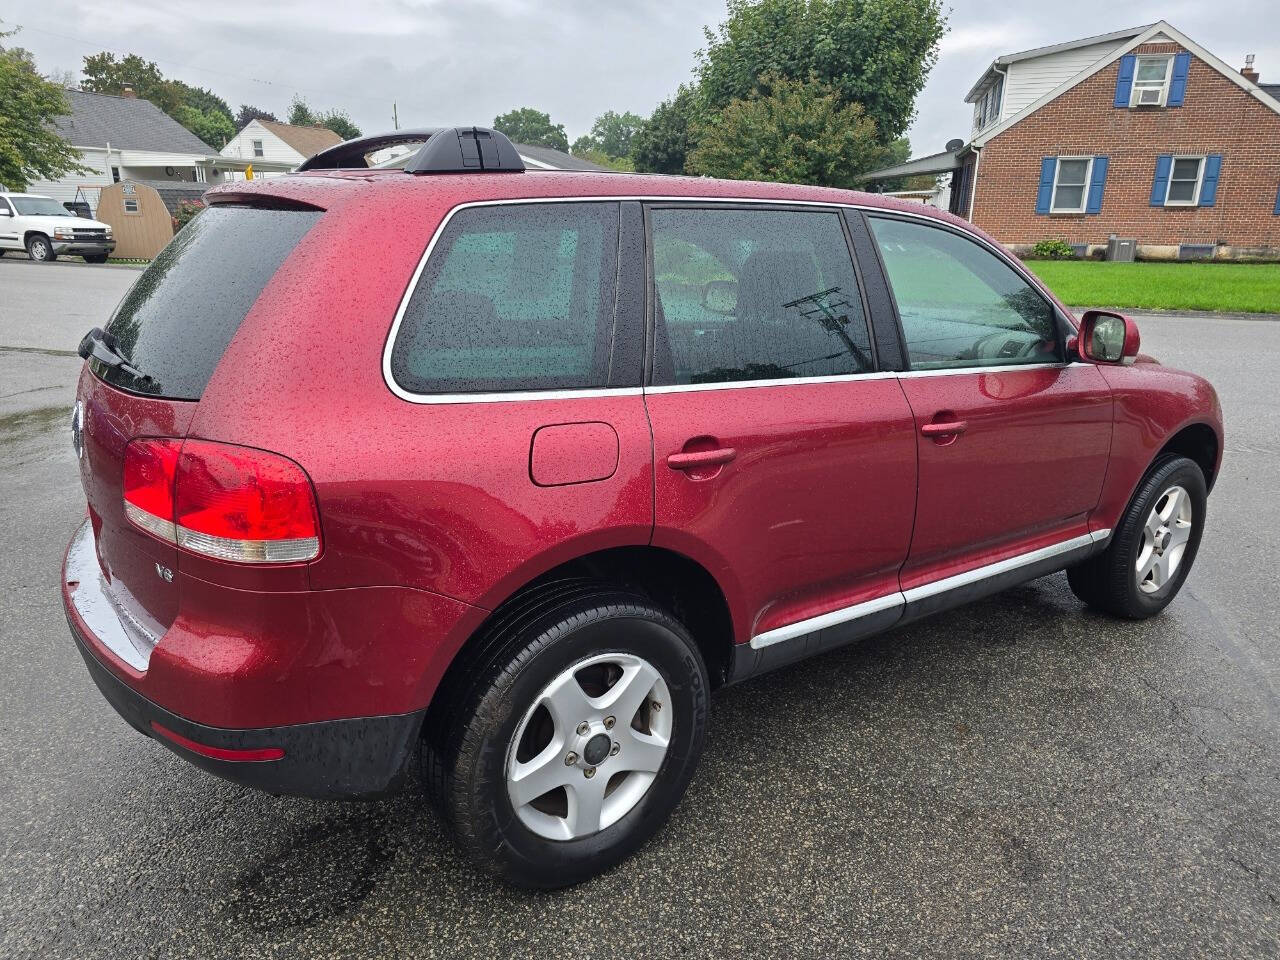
<box><xmin>63</xmin><ymin>127</ymin><xmax>1222</xmax><ymax>888</ymax></box>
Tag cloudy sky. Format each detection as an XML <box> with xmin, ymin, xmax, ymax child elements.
<box><xmin>5</xmin><ymin>0</ymin><xmax>1279</xmax><ymax>157</ymax></box>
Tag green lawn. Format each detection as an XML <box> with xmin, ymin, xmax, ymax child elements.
<box><xmin>1026</xmin><ymin>261</ymin><xmax>1280</xmax><ymax>314</ymax></box>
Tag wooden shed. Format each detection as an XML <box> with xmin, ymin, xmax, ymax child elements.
<box><xmin>95</xmin><ymin>181</ymin><xmax>175</xmax><ymax>259</ymax></box>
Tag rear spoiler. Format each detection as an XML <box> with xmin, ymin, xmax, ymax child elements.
<box><xmin>297</xmin><ymin>127</ymin><xmax>525</xmax><ymax>175</ymax></box>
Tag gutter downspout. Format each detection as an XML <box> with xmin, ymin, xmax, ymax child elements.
<box><xmin>968</xmin><ymin>146</ymin><xmax>981</xmax><ymax>223</ymax></box>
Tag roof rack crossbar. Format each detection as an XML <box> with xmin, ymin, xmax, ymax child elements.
<box><xmin>296</xmin><ymin>126</ymin><xmax>525</xmax><ymax>174</ymax></box>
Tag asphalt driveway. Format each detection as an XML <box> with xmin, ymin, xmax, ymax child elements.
<box><xmin>0</xmin><ymin>258</ymin><xmax>1276</xmax><ymax>959</ymax></box>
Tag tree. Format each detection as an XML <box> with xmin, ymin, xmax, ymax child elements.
<box><xmin>631</xmin><ymin>85</ymin><xmax>699</xmax><ymax>174</ymax></box>
<box><xmin>577</xmin><ymin>110</ymin><xmax>644</xmax><ymax>160</ymax></box>
<box><xmin>685</xmin><ymin>73</ymin><xmax>884</xmax><ymax>189</ymax></box>
<box><xmin>235</xmin><ymin>104</ymin><xmax>277</xmax><ymax>130</ymax></box>
<box><xmin>316</xmin><ymin>109</ymin><xmax>360</xmax><ymax>140</ymax></box>
<box><xmin>0</xmin><ymin>30</ymin><xmax>89</xmax><ymax>191</ymax></box>
<box><xmin>80</xmin><ymin>51</ymin><xmax>235</xmax><ymax>147</ymax></box>
<box><xmin>492</xmin><ymin>108</ymin><xmax>569</xmax><ymax>152</ymax></box>
<box><xmin>81</xmin><ymin>52</ymin><xmax>180</xmax><ymax>112</ymax></box>
<box><xmin>574</xmin><ymin>148</ymin><xmax>635</xmax><ymax>172</ymax></box>
<box><xmin>174</xmin><ymin>104</ymin><xmax>234</xmax><ymax>148</ymax></box>
<box><xmin>287</xmin><ymin>95</ymin><xmax>316</xmax><ymax>127</ymax></box>
<box><xmin>696</xmin><ymin>0</ymin><xmax>947</xmax><ymax>144</ymax></box>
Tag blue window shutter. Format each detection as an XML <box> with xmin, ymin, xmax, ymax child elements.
<box><xmin>1151</xmin><ymin>155</ymin><xmax>1173</xmax><ymax>206</ymax></box>
<box><xmin>1200</xmin><ymin>154</ymin><xmax>1222</xmax><ymax>206</ymax></box>
<box><xmin>1167</xmin><ymin>53</ymin><xmax>1191</xmax><ymax>106</ymax></box>
<box><xmin>1114</xmin><ymin>55</ymin><xmax>1136</xmax><ymax>107</ymax></box>
<box><xmin>1086</xmin><ymin>157</ymin><xmax>1109</xmax><ymax>214</ymax></box>
<box><xmin>1035</xmin><ymin>157</ymin><xmax>1056</xmax><ymax>214</ymax></box>
<box><xmin>1274</xmin><ymin>184</ymin><xmax>1280</xmax><ymax>215</ymax></box>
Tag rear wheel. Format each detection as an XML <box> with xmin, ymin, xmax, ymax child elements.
<box><xmin>1068</xmin><ymin>455</ymin><xmax>1207</xmax><ymax>618</ymax></box>
<box><xmin>26</xmin><ymin>234</ymin><xmax>55</xmax><ymax>262</ymax></box>
<box><xmin>425</xmin><ymin>586</ymin><xmax>708</xmax><ymax>888</ymax></box>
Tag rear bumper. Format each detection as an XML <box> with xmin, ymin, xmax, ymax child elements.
<box><xmin>67</xmin><ymin>611</ymin><xmax>424</xmax><ymax>798</ymax></box>
<box><xmin>61</xmin><ymin>517</ymin><xmax>442</xmax><ymax>798</ymax></box>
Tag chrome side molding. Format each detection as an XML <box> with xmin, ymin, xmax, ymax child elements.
<box><xmin>749</xmin><ymin>528</ymin><xmax>1112</xmax><ymax>650</ymax></box>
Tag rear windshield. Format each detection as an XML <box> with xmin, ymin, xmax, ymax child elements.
<box><xmin>94</xmin><ymin>205</ymin><xmax>321</xmax><ymax>399</ymax></box>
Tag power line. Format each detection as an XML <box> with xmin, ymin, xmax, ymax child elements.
<box><xmin>15</xmin><ymin>21</ymin><xmax>393</xmax><ymax>108</ymax></box>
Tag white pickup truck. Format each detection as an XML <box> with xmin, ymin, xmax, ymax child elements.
<box><xmin>0</xmin><ymin>192</ymin><xmax>115</xmax><ymax>263</ymax></box>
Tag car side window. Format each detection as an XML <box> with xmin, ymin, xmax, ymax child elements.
<box><xmin>867</xmin><ymin>216</ymin><xmax>1061</xmax><ymax>370</ymax></box>
<box><xmin>389</xmin><ymin>202</ymin><xmax>619</xmax><ymax>394</ymax></box>
<box><xmin>649</xmin><ymin>207</ymin><xmax>872</xmax><ymax>385</ymax></box>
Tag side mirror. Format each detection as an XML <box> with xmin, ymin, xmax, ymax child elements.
<box><xmin>1075</xmin><ymin>310</ymin><xmax>1140</xmax><ymax>364</ymax></box>
<box><xmin>0</xmin><ymin>209</ymin><xmax>11</xmax><ymax>217</ymax></box>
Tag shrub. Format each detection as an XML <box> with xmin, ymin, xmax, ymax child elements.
<box><xmin>1032</xmin><ymin>239</ymin><xmax>1075</xmax><ymax>260</ymax></box>
<box><xmin>172</xmin><ymin>199</ymin><xmax>205</xmax><ymax>233</ymax></box>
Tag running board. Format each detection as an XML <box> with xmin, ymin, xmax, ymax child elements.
<box><xmin>726</xmin><ymin>529</ymin><xmax>1111</xmax><ymax>685</ymax></box>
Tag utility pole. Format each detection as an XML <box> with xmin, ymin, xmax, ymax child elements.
<box><xmin>393</xmin><ymin>102</ymin><xmax>399</xmax><ymax>130</ymax></box>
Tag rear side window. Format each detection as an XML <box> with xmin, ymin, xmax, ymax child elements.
<box><xmin>98</xmin><ymin>205</ymin><xmax>321</xmax><ymax>399</ymax></box>
<box><xmin>649</xmin><ymin>207</ymin><xmax>872</xmax><ymax>385</ymax></box>
<box><xmin>389</xmin><ymin>202</ymin><xmax>620</xmax><ymax>395</ymax></box>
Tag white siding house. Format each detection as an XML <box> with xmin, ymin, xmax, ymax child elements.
<box><xmin>220</xmin><ymin>120</ymin><xmax>343</xmax><ymax>179</ymax></box>
<box><xmin>20</xmin><ymin>89</ymin><xmax>286</xmax><ymax>215</ymax></box>
<box><xmin>966</xmin><ymin>26</ymin><xmax>1147</xmax><ymax>135</ymax></box>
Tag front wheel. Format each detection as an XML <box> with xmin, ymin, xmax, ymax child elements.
<box><xmin>1068</xmin><ymin>454</ymin><xmax>1207</xmax><ymax>618</ymax></box>
<box><xmin>26</xmin><ymin>235</ymin><xmax>56</xmax><ymax>262</ymax></box>
<box><xmin>425</xmin><ymin>586</ymin><xmax>709</xmax><ymax>888</ymax></box>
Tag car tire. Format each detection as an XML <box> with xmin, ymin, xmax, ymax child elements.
<box><xmin>1068</xmin><ymin>454</ymin><xmax>1207</xmax><ymax>619</ymax></box>
<box><xmin>423</xmin><ymin>581</ymin><xmax>709</xmax><ymax>888</ymax></box>
<box><xmin>83</xmin><ymin>253</ymin><xmax>109</xmax><ymax>264</ymax></box>
<box><xmin>26</xmin><ymin>235</ymin><xmax>56</xmax><ymax>262</ymax></box>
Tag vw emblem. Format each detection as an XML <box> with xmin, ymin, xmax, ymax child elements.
<box><xmin>71</xmin><ymin>400</ymin><xmax>85</xmax><ymax>460</ymax></box>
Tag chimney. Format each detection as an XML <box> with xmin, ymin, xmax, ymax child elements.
<box><xmin>121</xmin><ymin>84</ymin><xmax>137</xmax><ymax>98</ymax></box>
<box><xmin>1241</xmin><ymin>54</ymin><xmax>1260</xmax><ymax>84</ymax></box>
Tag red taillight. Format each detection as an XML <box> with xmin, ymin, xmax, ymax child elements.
<box><xmin>122</xmin><ymin>439</ymin><xmax>180</xmax><ymax>542</ymax></box>
<box><xmin>123</xmin><ymin>438</ymin><xmax>320</xmax><ymax>564</ymax></box>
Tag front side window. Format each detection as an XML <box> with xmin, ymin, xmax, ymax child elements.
<box><xmin>1132</xmin><ymin>56</ymin><xmax>1172</xmax><ymax>106</ymax></box>
<box><xmin>868</xmin><ymin>216</ymin><xmax>1060</xmax><ymax>371</ymax></box>
<box><xmin>252</xmin><ymin>139</ymin><xmax>264</xmax><ymax>158</ymax></box>
<box><xmin>390</xmin><ymin>202</ymin><xmax>619</xmax><ymax>394</ymax></box>
<box><xmin>649</xmin><ymin>207</ymin><xmax>872</xmax><ymax>385</ymax></box>
<box><xmin>1166</xmin><ymin>156</ymin><xmax>1204</xmax><ymax>205</ymax></box>
<box><xmin>1051</xmin><ymin>158</ymin><xmax>1092</xmax><ymax>213</ymax></box>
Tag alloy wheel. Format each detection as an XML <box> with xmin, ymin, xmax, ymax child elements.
<box><xmin>506</xmin><ymin>652</ymin><xmax>672</xmax><ymax>841</ymax></box>
<box><xmin>1136</xmin><ymin>484</ymin><xmax>1193</xmax><ymax>593</ymax></box>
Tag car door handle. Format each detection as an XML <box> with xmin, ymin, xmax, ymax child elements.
<box><xmin>667</xmin><ymin>448</ymin><xmax>737</xmax><ymax>471</ymax></box>
<box><xmin>920</xmin><ymin>420</ymin><xmax>967</xmax><ymax>437</ymax></box>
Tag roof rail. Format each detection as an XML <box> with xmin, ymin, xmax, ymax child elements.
<box><xmin>296</xmin><ymin>127</ymin><xmax>525</xmax><ymax>174</ymax></box>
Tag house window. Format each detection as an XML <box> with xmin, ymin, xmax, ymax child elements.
<box><xmin>251</xmin><ymin>139</ymin><xmax>264</xmax><ymax>158</ymax></box>
<box><xmin>974</xmin><ymin>75</ymin><xmax>1003</xmax><ymax>131</ymax></box>
<box><xmin>123</xmin><ymin>198</ymin><xmax>140</xmax><ymax>213</ymax></box>
<box><xmin>111</xmin><ymin>166</ymin><xmax>121</xmax><ymax>183</ymax></box>
<box><xmin>1131</xmin><ymin>56</ymin><xmax>1173</xmax><ymax>106</ymax></box>
<box><xmin>1166</xmin><ymin>157</ymin><xmax>1205</xmax><ymax>205</ymax></box>
<box><xmin>1051</xmin><ymin>157</ymin><xmax>1093</xmax><ymax>213</ymax></box>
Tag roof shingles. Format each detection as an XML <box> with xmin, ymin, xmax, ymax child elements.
<box><xmin>53</xmin><ymin>89</ymin><xmax>217</xmax><ymax>155</ymax></box>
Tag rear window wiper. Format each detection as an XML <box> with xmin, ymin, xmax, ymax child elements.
<box><xmin>78</xmin><ymin>327</ymin><xmax>154</xmax><ymax>385</ymax></box>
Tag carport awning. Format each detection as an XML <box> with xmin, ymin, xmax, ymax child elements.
<box><xmin>858</xmin><ymin>149</ymin><xmax>963</xmax><ymax>183</ymax></box>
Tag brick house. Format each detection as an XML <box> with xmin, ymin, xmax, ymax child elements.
<box><xmin>864</xmin><ymin>21</ymin><xmax>1280</xmax><ymax>260</ymax></box>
